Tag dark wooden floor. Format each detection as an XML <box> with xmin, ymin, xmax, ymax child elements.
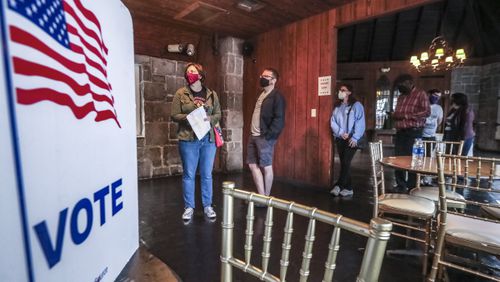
<box><xmin>137</xmin><ymin>148</ymin><xmax>500</xmax><ymax>282</ymax></box>
<box><xmin>138</xmin><ymin>149</ymin><xmax>430</xmax><ymax>282</ymax></box>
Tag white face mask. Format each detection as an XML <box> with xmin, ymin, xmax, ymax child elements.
<box><xmin>338</xmin><ymin>91</ymin><xmax>346</xmax><ymax>100</ymax></box>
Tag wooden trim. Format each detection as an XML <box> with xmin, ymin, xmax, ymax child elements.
<box><xmin>174</xmin><ymin>1</ymin><xmax>228</xmax><ymax>25</ymax></box>
<box><xmin>334</xmin><ymin>0</ymin><xmax>442</xmax><ymax>28</ymax></box>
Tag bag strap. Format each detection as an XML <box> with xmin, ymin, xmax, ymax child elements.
<box><xmin>346</xmin><ymin>104</ymin><xmax>355</xmax><ymax>137</ymax></box>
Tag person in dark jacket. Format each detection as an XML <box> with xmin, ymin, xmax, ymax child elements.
<box><xmin>444</xmin><ymin>92</ymin><xmax>475</xmax><ymax>155</ymax></box>
<box><xmin>247</xmin><ymin>67</ymin><xmax>285</xmax><ymax>197</ymax></box>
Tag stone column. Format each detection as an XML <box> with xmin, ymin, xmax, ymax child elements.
<box><xmin>480</xmin><ymin>63</ymin><xmax>500</xmax><ymax>149</ymax></box>
<box><xmin>451</xmin><ymin>66</ymin><xmax>481</xmax><ymax>112</ymax></box>
<box><xmin>451</xmin><ymin>63</ymin><xmax>500</xmax><ymax>151</ymax></box>
<box><xmin>135</xmin><ymin>55</ymin><xmax>186</xmax><ymax>179</ymax></box>
<box><xmin>219</xmin><ymin>38</ymin><xmax>244</xmax><ymax>171</ymax></box>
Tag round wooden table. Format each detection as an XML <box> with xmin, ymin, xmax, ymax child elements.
<box><xmin>380</xmin><ymin>156</ymin><xmax>497</xmax><ymax>178</ymax></box>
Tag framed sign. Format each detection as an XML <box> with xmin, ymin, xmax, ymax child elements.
<box><xmin>318</xmin><ymin>75</ymin><xmax>332</xmax><ymax>96</ymax></box>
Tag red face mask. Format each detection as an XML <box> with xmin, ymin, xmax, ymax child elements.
<box><xmin>186</xmin><ymin>73</ymin><xmax>200</xmax><ymax>85</ymax></box>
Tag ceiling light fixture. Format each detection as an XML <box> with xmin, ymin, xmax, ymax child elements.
<box><xmin>236</xmin><ymin>0</ymin><xmax>265</xmax><ymax>12</ymax></box>
<box><xmin>379</xmin><ymin>66</ymin><xmax>391</xmax><ymax>73</ymax></box>
<box><xmin>410</xmin><ymin>36</ymin><xmax>466</xmax><ymax>72</ymax></box>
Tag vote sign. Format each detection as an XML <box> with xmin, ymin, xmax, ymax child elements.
<box><xmin>0</xmin><ymin>0</ymin><xmax>138</xmax><ymax>281</ymax></box>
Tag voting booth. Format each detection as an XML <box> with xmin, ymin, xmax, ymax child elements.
<box><xmin>0</xmin><ymin>0</ymin><xmax>138</xmax><ymax>281</ymax></box>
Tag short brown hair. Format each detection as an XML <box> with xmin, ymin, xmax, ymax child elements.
<box><xmin>184</xmin><ymin>62</ymin><xmax>206</xmax><ymax>83</ymax></box>
<box><xmin>264</xmin><ymin>67</ymin><xmax>279</xmax><ymax>81</ymax></box>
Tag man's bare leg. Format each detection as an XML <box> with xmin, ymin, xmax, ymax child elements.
<box><xmin>249</xmin><ymin>163</ymin><xmax>265</xmax><ymax>195</ymax></box>
<box><xmin>263</xmin><ymin>165</ymin><xmax>274</xmax><ymax>196</ymax></box>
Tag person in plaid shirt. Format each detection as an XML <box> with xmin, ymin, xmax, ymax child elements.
<box><xmin>392</xmin><ymin>74</ymin><xmax>430</xmax><ymax>192</ymax></box>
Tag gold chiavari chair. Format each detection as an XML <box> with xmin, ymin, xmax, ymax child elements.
<box><xmin>369</xmin><ymin>141</ymin><xmax>436</xmax><ymax>276</ymax></box>
<box><xmin>410</xmin><ymin>140</ymin><xmax>466</xmax><ymax>210</ymax></box>
<box><xmin>428</xmin><ymin>154</ymin><xmax>500</xmax><ymax>282</ymax></box>
<box><xmin>220</xmin><ymin>181</ymin><xmax>393</xmax><ymax>282</ymax></box>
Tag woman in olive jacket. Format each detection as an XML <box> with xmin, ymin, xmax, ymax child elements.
<box><xmin>171</xmin><ymin>63</ymin><xmax>221</xmax><ymax>221</ymax></box>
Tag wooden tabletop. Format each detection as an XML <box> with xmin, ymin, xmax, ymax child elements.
<box><xmin>380</xmin><ymin>156</ymin><xmax>497</xmax><ymax>177</ymax></box>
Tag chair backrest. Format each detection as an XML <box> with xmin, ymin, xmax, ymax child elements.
<box><xmin>220</xmin><ymin>182</ymin><xmax>393</xmax><ymax>282</ymax></box>
<box><xmin>430</xmin><ymin>154</ymin><xmax>500</xmax><ymax>280</ymax></box>
<box><xmin>435</xmin><ymin>154</ymin><xmax>500</xmax><ymax>221</ymax></box>
<box><xmin>369</xmin><ymin>141</ymin><xmax>386</xmax><ymax>218</ymax></box>
<box><xmin>421</xmin><ymin>140</ymin><xmax>464</xmax><ymax>157</ymax></box>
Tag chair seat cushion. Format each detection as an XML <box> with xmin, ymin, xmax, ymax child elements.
<box><xmin>379</xmin><ymin>193</ymin><xmax>435</xmax><ymax>218</ymax></box>
<box><xmin>481</xmin><ymin>206</ymin><xmax>500</xmax><ymax>220</ymax></box>
<box><xmin>409</xmin><ymin>187</ymin><xmax>466</xmax><ymax>209</ymax></box>
<box><xmin>446</xmin><ymin>214</ymin><xmax>500</xmax><ymax>254</ymax></box>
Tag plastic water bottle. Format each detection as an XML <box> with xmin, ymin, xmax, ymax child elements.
<box><xmin>418</xmin><ymin>140</ymin><xmax>425</xmax><ymax>165</ymax></box>
<box><xmin>412</xmin><ymin>138</ymin><xmax>424</xmax><ymax>167</ymax></box>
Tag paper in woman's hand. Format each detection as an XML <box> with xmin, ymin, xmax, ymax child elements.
<box><xmin>186</xmin><ymin>107</ymin><xmax>211</xmax><ymax>140</ymax></box>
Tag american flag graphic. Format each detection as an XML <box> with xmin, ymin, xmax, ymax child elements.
<box><xmin>7</xmin><ymin>0</ymin><xmax>121</xmax><ymax>127</ymax></box>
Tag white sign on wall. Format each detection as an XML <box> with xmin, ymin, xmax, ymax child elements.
<box><xmin>0</xmin><ymin>0</ymin><xmax>138</xmax><ymax>281</ymax></box>
<box><xmin>318</xmin><ymin>75</ymin><xmax>332</xmax><ymax>96</ymax></box>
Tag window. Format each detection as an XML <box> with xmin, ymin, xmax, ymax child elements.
<box><xmin>135</xmin><ymin>64</ymin><xmax>144</xmax><ymax>137</ymax></box>
<box><xmin>375</xmin><ymin>89</ymin><xmax>390</xmax><ymax>129</ymax></box>
<box><xmin>375</xmin><ymin>75</ymin><xmax>391</xmax><ymax>129</ymax></box>
<box><xmin>392</xmin><ymin>89</ymin><xmax>401</xmax><ymax>113</ymax></box>
<box><xmin>375</xmin><ymin>75</ymin><xmax>403</xmax><ymax>129</ymax></box>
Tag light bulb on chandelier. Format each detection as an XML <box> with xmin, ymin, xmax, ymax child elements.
<box><xmin>409</xmin><ymin>36</ymin><xmax>466</xmax><ymax>72</ymax></box>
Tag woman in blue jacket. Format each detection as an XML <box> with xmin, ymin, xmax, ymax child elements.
<box><xmin>330</xmin><ymin>83</ymin><xmax>365</xmax><ymax>197</ymax></box>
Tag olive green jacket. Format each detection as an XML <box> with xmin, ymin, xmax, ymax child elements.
<box><xmin>171</xmin><ymin>86</ymin><xmax>221</xmax><ymax>141</ymax></box>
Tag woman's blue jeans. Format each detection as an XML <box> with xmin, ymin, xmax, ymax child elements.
<box><xmin>178</xmin><ymin>135</ymin><xmax>216</xmax><ymax>209</ymax></box>
<box><xmin>462</xmin><ymin>137</ymin><xmax>474</xmax><ymax>156</ymax></box>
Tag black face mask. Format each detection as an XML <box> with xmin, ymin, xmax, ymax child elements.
<box><xmin>398</xmin><ymin>85</ymin><xmax>410</xmax><ymax>94</ymax></box>
<box><xmin>259</xmin><ymin>77</ymin><xmax>270</xmax><ymax>87</ymax></box>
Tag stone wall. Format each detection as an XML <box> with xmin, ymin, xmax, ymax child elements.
<box><xmin>451</xmin><ymin>66</ymin><xmax>481</xmax><ymax>113</ymax></box>
<box><xmin>218</xmin><ymin>38</ymin><xmax>244</xmax><ymax>171</ymax></box>
<box><xmin>135</xmin><ymin>55</ymin><xmax>186</xmax><ymax>179</ymax></box>
<box><xmin>479</xmin><ymin>63</ymin><xmax>500</xmax><ymax>150</ymax></box>
<box><xmin>451</xmin><ymin>62</ymin><xmax>500</xmax><ymax>151</ymax></box>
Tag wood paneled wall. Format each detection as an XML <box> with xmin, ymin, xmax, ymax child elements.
<box><xmin>243</xmin><ymin>11</ymin><xmax>337</xmax><ymax>187</ymax></box>
<box><xmin>243</xmin><ymin>0</ymin><xmax>436</xmax><ymax>187</ymax></box>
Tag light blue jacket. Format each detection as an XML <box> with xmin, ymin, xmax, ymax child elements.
<box><xmin>330</xmin><ymin>102</ymin><xmax>365</xmax><ymax>141</ymax></box>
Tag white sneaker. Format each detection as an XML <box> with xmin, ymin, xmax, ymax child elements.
<box><xmin>339</xmin><ymin>189</ymin><xmax>354</xmax><ymax>197</ymax></box>
<box><xmin>182</xmin><ymin>207</ymin><xmax>194</xmax><ymax>220</ymax></box>
<box><xmin>204</xmin><ymin>206</ymin><xmax>216</xmax><ymax>219</ymax></box>
<box><xmin>330</xmin><ymin>185</ymin><xmax>341</xmax><ymax>196</ymax></box>
<box><xmin>422</xmin><ymin>176</ymin><xmax>434</xmax><ymax>186</ymax></box>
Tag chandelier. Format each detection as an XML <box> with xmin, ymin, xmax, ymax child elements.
<box><xmin>410</xmin><ymin>36</ymin><xmax>466</xmax><ymax>72</ymax></box>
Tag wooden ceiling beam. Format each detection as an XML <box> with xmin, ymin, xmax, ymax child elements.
<box><xmin>366</xmin><ymin>19</ymin><xmax>377</xmax><ymax>61</ymax></box>
<box><xmin>410</xmin><ymin>6</ymin><xmax>424</xmax><ymax>54</ymax></box>
<box><xmin>349</xmin><ymin>25</ymin><xmax>357</xmax><ymax>62</ymax></box>
<box><xmin>451</xmin><ymin>0</ymin><xmax>468</xmax><ymax>46</ymax></box>
<box><xmin>467</xmin><ymin>0</ymin><xmax>485</xmax><ymax>57</ymax></box>
<box><xmin>435</xmin><ymin>0</ymin><xmax>448</xmax><ymax>37</ymax></box>
<box><xmin>389</xmin><ymin>13</ymin><xmax>400</xmax><ymax>61</ymax></box>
